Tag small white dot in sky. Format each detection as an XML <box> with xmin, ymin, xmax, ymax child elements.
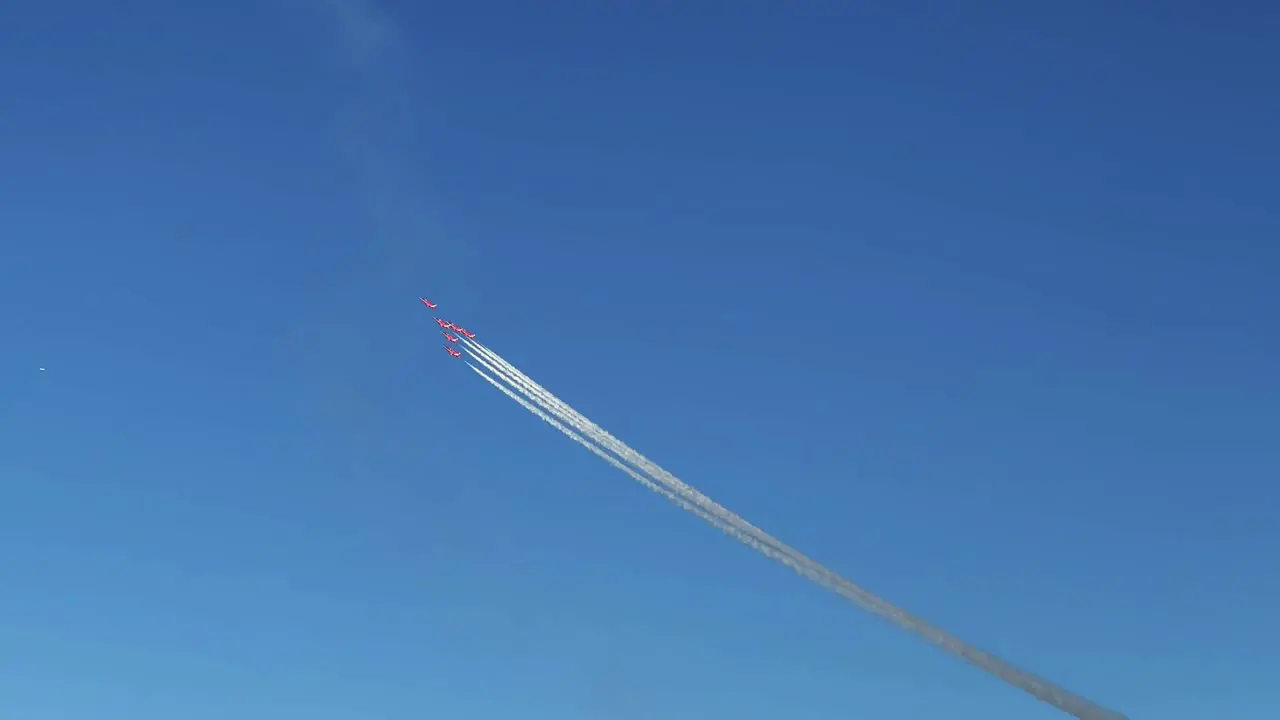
<box><xmin>39</xmin><ymin>367</ymin><xmax>46</xmax><ymax>371</ymax></box>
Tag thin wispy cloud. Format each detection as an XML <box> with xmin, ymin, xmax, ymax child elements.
<box><xmin>314</xmin><ymin>0</ymin><xmax>399</xmax><ymax>70</ymax></box>
<box><xmin>279</xmin><ymin>0</ymin><xmax>441</xmax><ymax>478</ymax></box>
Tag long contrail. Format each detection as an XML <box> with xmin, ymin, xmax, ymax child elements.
<box><xmin>467</xmin><ymin>361</ymin><xmax>759</xmax><ymax>539</ymax></box>
<box><xmin>462</xmin><ymin>338</ymin><xmax>1128</xmax><ymax>720</ymax></box>
<box><xmin>461</xmin><ymin>339</ymin><xmax>798</xmax><ymax>553</ymax></box>
<box><xmin>462</xmin><ymin>338</ymin><xmax>787</xmax><ymax>544</ymax></box>
<box><xmin>462</xmin><ymin>342</ymin><xmax>831</xmax><ymax>573</ymax></box>
<box><xmin>465</xmin><ymin>358</ymin><xmax>994</xmax><ymax>596</ymax></box>
<box><xmin>464</xmin><ymin>361</ymin><xmax>839</xmax><ymax>570</ymax></box>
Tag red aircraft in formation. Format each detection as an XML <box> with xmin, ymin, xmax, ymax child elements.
<box><xmin>424</xmin><ymin>298</ymin><xmax>474</xmax><ymax>357</ymax></box>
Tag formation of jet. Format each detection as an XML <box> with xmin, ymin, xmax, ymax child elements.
<box><xmin>423</xmin><ymin>297</ymin><xmax>475</xmax><ymax>357</ymax></box>
<box><xmin>414</xmin><ymin>301</ymin><xmax>1129</xmax><ymax>720</ymax></box>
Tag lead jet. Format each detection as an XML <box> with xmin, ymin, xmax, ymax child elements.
<box><xmin>420</xmin><ymin>297</ymin><xmax>438</xmax><ymax>309</ymax></box>
<box><xmin>444</xmin><ymin>345</ymin><xmax>461</xmax><ymax>358</ymax></box>
<box><xmin>442</xmin><ymin>331</ymin><xmax>460</xmax><ymax>343</ymax></box>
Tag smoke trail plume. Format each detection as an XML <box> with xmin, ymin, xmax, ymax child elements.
<box><xmin>463</xmin><ymin>341</ymin><xmax>834</xmax><ymax>577</ymax></box>
<box><xmin>461</xmin><ymin>339</ymin><xmax>792</xmax><ymax>550</ymax></box>
<box><xmin>467</xmin><ymin>361</ymin><xmax>731</xmax><ymax>530</ymax></box>
<box><xmin>464</xmin><ymin>340</ymin><xmax>1128</xmax><ymax>720</ymax></box>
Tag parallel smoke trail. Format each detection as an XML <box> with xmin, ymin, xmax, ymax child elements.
<box><xmin>462</xmin><ymin>339</ymin><xmax>791</xmax><ymax>551</ymax></box>
<box><xmin>463</xmin><ymin>339</ymin><xmax>1128</xmax><ymax>720</ymax></box>
<box><xmin>467</xmin><ymin>362</ymin><xmax>739</xmax><ymax>533</ymax></box>
<box><xmin>464</xmin><ymin>342</ymin><xmax>823</xmax><ymax>566</ymax></box>
<box><xmin>463</xmin><ymin>339</ymin><xmax>784</xmax><ymax>541</ymax></box>
<box><xmin>465</xmin><ymin>339</ymin><xmax>963</xmax><ymax>618</ymax></box>
<box><xmin>463</xmin><ymin>346</ymin><xmax>650</xmax><ymax>472</ymax></box>
<box><xmin>466</xmin><ymin>362</ymin><xmax>829</xmax><ymax>572</ymax></box>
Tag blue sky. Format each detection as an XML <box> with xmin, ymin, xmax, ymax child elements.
<box><xmin>2</xmin><ymin>1</ymin><xmax>1277</xmax><ymax>718</ymax></box>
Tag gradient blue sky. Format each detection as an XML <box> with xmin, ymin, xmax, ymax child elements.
<box><xmin>2</xmin><ymin>1</ymin><xmax>1277</xmax><ymax>718</ymax></box>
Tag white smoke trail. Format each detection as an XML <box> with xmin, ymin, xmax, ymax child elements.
<box><xmin>462</xmin><ymin>345</ymin><xmax>645</xmax><ymax>471</ymax></box>
<box><xmin>461</xmin><ymin>338</ymin><xmax>786</xmax><ymax>544</ymax></box>
<box><xmin>465</xmin><ymin>361</ymin><xmax>827</xmax><ymax>571</ymax></box>
<box><xmin>462</xmin><ymin>339</ymin><xmax>928</xmax><ymax>614</ymax></box>
<box><xmin>466</xmin><ymin>360</ymin><xmax>1007</xmax><ymax>637</ymax></box>
<box><xmin>467</xmin><ymin>361</ymin><xmax>737</xmax><ymax>533</ymax></box>
<box><xmin>462</xmin><ymin>342</ymin><xmax>826</xmax><ymax>579</ymax></box>
<box><xmin>463</xmin><ymin>345</ymin><xmax>627</xmax><ymax>458</ymax></box>
<box><xmin>461</xmin><ymin>339</ymin><xmax>1128</xmax><ymax>720</ymax></box>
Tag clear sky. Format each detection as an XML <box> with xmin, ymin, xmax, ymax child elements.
<box><xmin>2</xmin><ymin>1</ymin><xmax>1277</xmax><ymax>718</ymax></box>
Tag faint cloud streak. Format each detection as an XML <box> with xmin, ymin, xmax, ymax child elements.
<box><xmin>311</xmin><ymin>0</ymin><xmax>399</xmax><ymax>71</ymax></box>
<box><xmin>277</xmin><ymin>0</ymin><xmax>439</xmax><ymax>480</ymax></box>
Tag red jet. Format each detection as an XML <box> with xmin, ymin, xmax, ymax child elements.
<box><xmin>455</xmin><ymin>327</ymin><xmax>476</xmax><ymax>339</ymax></box>
<box><xmin>442</xmin><ymin>331</ymin><xmax>460</xmax><ymax>343</ymax></box>
<box><xmin>419</xmin><ymin>297</ymin><xmax>438</xmax><ymax>309</ymax></box>
<box><xmin>444</xmin><ymin>345</ymin><xmax>461</xmax><ymax>358</ymax></box>
<box><xmin>433</xmin><ymin>317</ymin><xmax>454</xmax><ymax>330</ymax></box>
